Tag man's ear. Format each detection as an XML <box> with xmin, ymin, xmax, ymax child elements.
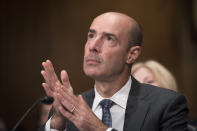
<box><xmin>126</xmin><ymin>46</ymin><xmax>141</xmax><ymax>64</ymax></box>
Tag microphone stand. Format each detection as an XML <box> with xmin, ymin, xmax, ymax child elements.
<box><xmin>11</xmin><ymin>96</ymin><xmax>53</xmax><ymax>131</ymax></box>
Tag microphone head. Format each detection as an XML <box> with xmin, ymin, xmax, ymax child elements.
<box><xmin>41</xmin><ymin>96</ymin><xmax>54</xmax><ymax>104</ymax></box>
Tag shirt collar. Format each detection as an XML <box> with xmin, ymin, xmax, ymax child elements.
<box><xmin>92</xmin><ymin>76</ymin><xmax>132</xmax><ymax>111</ymax></box>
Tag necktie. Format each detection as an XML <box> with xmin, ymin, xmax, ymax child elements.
<box><xmin>99</xmin><ymin>99</ymin><xmax>114</xmax><ymax>127</ymax></box>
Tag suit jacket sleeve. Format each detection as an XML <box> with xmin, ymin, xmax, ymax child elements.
<box><xmin>160</xmin><ymin>93</ymin><xmax>188</xmax><ymax>131</ymax></box>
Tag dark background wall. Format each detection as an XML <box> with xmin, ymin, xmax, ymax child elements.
<box><xmin>1</xmin><ymin>0</ymin><xmax>197</xmax><ymax>130</ymax></box>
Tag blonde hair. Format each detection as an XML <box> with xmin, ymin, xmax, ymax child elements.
<box><xmin>131</xmin><ymin>60</ymin><xmax>178</xmax><ymax>92</ymax></box>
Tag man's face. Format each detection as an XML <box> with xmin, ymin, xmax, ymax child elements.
<box><xmin>83</xmin><ymin>13</ymin><xmax>132</xmax><ymax>81</ymax></box>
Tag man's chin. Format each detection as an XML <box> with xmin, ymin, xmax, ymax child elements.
<box><xmin>85</xmin><ymin>72</ymin><xmax>99</xmax><ymax>78</ymax></box>
<box><xmin>84</xmin><ymin>70</ymin><xmax>101</xmax><ymax>79</ymax></box>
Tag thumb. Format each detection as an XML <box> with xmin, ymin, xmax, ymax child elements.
<box><xmin>61</xmin><ymin>70</ymin><xmax>73</xmax><ymax>92</ymax></box>
<box><xmin>78</xmin><ymin>95</ymin><xmax>86</xmax><ymax>105</ymax></box>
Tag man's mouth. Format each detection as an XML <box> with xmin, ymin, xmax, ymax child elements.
<box><xmin>86</xmin><ymin>59</ymin><xmax>100</xmax><ymax>64</ymax></box>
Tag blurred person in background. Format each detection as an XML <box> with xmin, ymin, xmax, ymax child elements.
<box><xmin>131</xmin><ymin>60</ymin><xmax>178</xmax><ymax>91</ymax></box>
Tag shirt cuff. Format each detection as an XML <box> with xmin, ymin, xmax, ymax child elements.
<box><xmin>106</xmin><ymin>127</ymin><xmax>113</xmax><ymax>131</ymax></box>
<box><xmin>45</xmin><ymin>117</ymin><xmax>66</xmax><ymax>131</ymax></box>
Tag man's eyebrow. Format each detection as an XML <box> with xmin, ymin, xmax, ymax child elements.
<box><xmin>89</xmin><ymin>29</ymin><xmax>96</xmax><ymax>33</ymax></box>
<box><xmin>103</xmin><ymin>32</ymin><xmax>118</xmax><ymax>41</ymax></box>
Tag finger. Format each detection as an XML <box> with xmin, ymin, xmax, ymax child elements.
<box><xmin>42</xmin><ymin>60</ymin><xmax>57</xmax><ymax>82</ymax></box>
<box><xmin>57</xmin><ymin>86</ymin><xmax>78</xmax><ymax>106</ymax></box>
<box><xmin>61</xmin><ymin>70</ymin><xmax>69</xmax><ymax>86</ymax></box>
<box><xmin>43</xmin><ymin>60</ymin><xmax>53</xmax><ymax>77</ymax></box>
<box><xmin>56</xmin><ymin>92</ymin><xmax>77</xmax><ymax>115</ymax></box>
<box><xmin>78</xmin><ymin>95</ymin><xmax>85</xmax><ymax>104</ymax></box>
<box><xmin>46</xmin><ymin>60</ymin><xmax>55</xmax><ymax>75</ymax></box>
<box><xmin>41</xmin><ymin>70</ymin><xmax>57</xmax><ymax>92</ymax></box>
<box><xmin>58</xmin><ymin>106</ymin><xmax>75</xmax><ymax>122</ymax></box>
<box><xmin>77</xmin><ymin>95</ymin><xmax>93</xmax><ymax>114</ymax></box>
<box><xmin>41</xmin><ymin>70</ymin><xmax>50</xmax><ymax>85</ymax></box>
<box><xmin>42</xmin><ymin>62</ymin><xmax>52</xmax><ymax>84</ymax></box>
<box><xmin>46</xmin><ymin>60</ymin><xmax>60</xmax><ymax>83</ymax></box>
<box><xmin>42</xmin><ymin>60</ymin><xmax>61</xmax><ymax>89</ymax></box>
<box><xmin>61</xmin><ymin>70</ymin><xmax>73</xmax><ymax>92</ymax></box>
<box><xmin>42</xmin><ymin>83</ymin><xmax>53</xmax><ymax>97</ymax></box>
<box><xmin>56</xmin><ymin>86</ymin><xmax>79</xmax><ymax>113</ymax></box>
<box><xmin>42</xmin><ymin>61</ymin><xmax>48</xmax><ymax>74</ymax></box>
<box><xmin>78</xmin><ymin>95</ymin><xmax>89</xmax><ymax>109</ymax></box>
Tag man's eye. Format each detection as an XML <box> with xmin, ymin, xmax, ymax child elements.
<box><xmin>88</xmin><ymin>33</ymin><xmax>94</xmax><ymax>38</ymax></box>
<box><xmin>107</xmin><ymin>36</ymin><xmax>113</xmax><ymax>41</ymax></box>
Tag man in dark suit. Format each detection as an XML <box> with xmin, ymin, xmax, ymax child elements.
<box><xmin>40</xmin><ymin>12</ymin><xmax>188</xmax><ymax>131</ymax></box>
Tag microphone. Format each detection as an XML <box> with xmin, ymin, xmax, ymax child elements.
<box><xmin>41</xmin><ymin>96</ymin><xmax>54</xmax><ymax>104</ymax></box>
<box><xmin>11</xmin><ymin>96</ymin><xmax>54</xmax><ymax>131</ymax></box>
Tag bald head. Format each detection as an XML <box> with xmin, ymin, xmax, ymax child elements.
<box><xmin>93</xmin><ymin>12</ymin><xmax>143</xmax><ymax>49</ymax></box>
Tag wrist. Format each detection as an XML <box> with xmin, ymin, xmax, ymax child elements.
<box><xmin>94</xmin><ymin>124</ymin><xmax>108</xmax><ymax>131</ymax></box>
<box><xmin>50</xmin><ymin>114</ymin><xmax>66</xmax><ymax>130</ymax></box>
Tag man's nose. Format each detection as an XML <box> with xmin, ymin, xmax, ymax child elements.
<box><xmin>89</xmin><ymin>37</ymin><xmax>102</xmax><ymax>53</ymax></box>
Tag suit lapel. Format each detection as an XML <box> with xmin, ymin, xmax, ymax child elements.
<box><xmin>123</xmin><ymin>76</ymin><xmax>150</xmax><ymax>131</ymax></box>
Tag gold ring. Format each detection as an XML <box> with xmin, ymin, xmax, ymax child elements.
<box><xmin>70</xmin><ymin>105</ymin><xmax>75</xmax><ymax>113</ymax></box>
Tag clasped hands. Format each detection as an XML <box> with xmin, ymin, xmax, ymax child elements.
<box><xmin>41</xmin><ymin>60</ymin><xmax>108</xmax><ymax>131</ymax></box>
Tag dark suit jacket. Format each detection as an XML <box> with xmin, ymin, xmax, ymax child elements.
<box><xmin>39</xmin><ymin>76</ymin><xmax>188</xmax><ymax>131</ymax></box>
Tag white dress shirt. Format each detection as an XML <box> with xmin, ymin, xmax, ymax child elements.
<box><xmin>45</xmin><ymin>77</ymin><xmax>132</xmax><ymax>131</ymax></box>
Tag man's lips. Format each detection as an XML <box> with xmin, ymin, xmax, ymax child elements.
<box><xmin>86</xmin><ymin>59</ymin><xmax>101</xmax><ymax>64</ymax></box>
